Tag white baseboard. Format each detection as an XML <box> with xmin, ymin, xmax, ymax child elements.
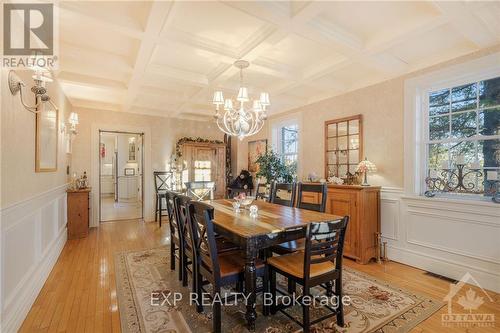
<box><xmin>387</xmin><ymin>244</ymin><xmax>500</xmax><ymax>294</ymax></box>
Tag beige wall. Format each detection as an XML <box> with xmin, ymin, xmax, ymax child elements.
<box><xmin>237</xmin><ymin>44</ymin><xmax>500</xmax><ymax>189</ymax></box>
<box><xmin>70</xmin><ymin>108</ymin><xmax>224</xmax><ymax>223</ymax></box>
<box><xmin>71</xmin><ymin>109</ymin><xmax>224</xmax><ymax>179</ymax></box>
<box><xmin>1</xmin><ymin>69</ymin><xmax>73</xmax><ymax>208</ymax></box>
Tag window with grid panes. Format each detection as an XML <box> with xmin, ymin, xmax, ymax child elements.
<box><xmin>426</xmin><ymin>76</ymin><xmax>500</xmax><ymax>196</ymax></box>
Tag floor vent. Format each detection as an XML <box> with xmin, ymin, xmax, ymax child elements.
<box><xmin>425</xmin><ymin>271</ymin><xmax>458</xmax><ymax>284</ymax></box>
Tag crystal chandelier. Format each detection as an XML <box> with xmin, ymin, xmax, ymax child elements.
<box><xmin>213</xmin><ymin>60</ymin><xmax>269</xmax><ymax>140</ymax></box>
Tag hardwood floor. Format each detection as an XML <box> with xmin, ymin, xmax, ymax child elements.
<box><xmin>19</xmin><ymin>219</ymin><xmax>499</xmax><ymax>332</ymax></box>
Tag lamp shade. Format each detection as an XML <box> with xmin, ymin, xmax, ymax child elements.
<box><xmin>224</xmin><ymin>99</ymin><xmax>233</xmax><ymax>111</ymax></box>
<box><xmin>356</xmin><ymin>158</ymin><xmax>377</xmax><ymax>173</ymax></box>
<box><xmin>212</xmin><ymin>91</ymin><xmax>224</xmax><ymax>105</ymax></box>
<box><xmin>259</xmin><ymin>92</ymin><xmax>270</xmax><ymax>106</ymax></box>
<box><xmin>69</xmin><ymin>112</ymin><xmax>79</xmax><ymax>125</ymax></box>
<box><xmin>237</xmin><ymin>87</ymin><xmax>249</xmax><ymax>102</ymax></box>
<box><xmin>252</xmin><ymin>100</ymin><xmax>262</xmax><ymax>112</ymax></box>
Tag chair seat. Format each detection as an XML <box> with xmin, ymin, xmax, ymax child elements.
<box><xmin>272</xmin><ymin>239</ymin><xmax>305</xmax><ymax>254</ymax></box>
<box><xmin>267</xmin><ymin>252</ymin><xmax>335</xmax><ymax>279</ymax></box>
<box><xmin>218</xmin><ymin>251</ymin><xmax>265</xmax><ymax>278</ymax></box>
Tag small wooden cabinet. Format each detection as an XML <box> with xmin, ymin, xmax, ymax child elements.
<box><xmin>67</xmin><ymin>188</ymin><xmax>91</xmax><ymax>239</ymax></box>
<box><xmin>302</xmin><ymin>184</ymin><xmax>380</xmax><ymax>264</ymax></box>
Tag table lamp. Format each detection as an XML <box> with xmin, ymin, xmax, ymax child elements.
<box><xmin>356</xmin><ymin>157</ymin><xmax>377</xmax><ymax>186</ymax></box>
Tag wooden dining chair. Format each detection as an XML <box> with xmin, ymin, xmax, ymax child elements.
<box><xmin>154</xmin><ymin>171</ymin><xmax>173</xmax><ymax>225</ymax></box>
<box><xmin>267</xmin><ymin>217</ymin><xmax>349</xmax><ymax>333</ymax></box>
<box><xmin>186</xmin><ymin>201</ymin><xmax>266</xmax><ymax>333</ymax></box>
<box><xmin>173</xmin><ymin>194</ymin><xmax>194</xmax><ymax>288</ymax></box>
<box><xmin>270</xmin><ymin>182</ymin><xmax>296</xmax><ymax>207</ymax></box>
<box><xmin>165</xmin><ymin>191</ymin><xmax>181</xmax><ymax>275</ymax></box>
<box><xmin>255</xmin><ymin>181</ymin><xmax>270</xmax><ymax>201</ymax></box>
<box><xmin>273</xmin><ymin>182</ymin><xmax>328</xmax><ymax>255</ymax></box>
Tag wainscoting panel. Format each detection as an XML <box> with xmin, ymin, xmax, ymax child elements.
<box><xmin>380</xmin><ymin>188</ymin><xmax>500</xmax><ymax>293</ymax></box>
<box><xmin>1</xmin><ymin>184</ymin><xmax>68</xmax><ymax>333</ymax></box>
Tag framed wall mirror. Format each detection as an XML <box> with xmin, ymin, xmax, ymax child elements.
<box><xmin>35</xmin><ymin>105</ymin><xmax>59</xmax><ymax>172</ymax></box>
<box><xmin>325</xmin><ymin>115</ymin><xmax>363</xmax><ymax>178</ymax></box>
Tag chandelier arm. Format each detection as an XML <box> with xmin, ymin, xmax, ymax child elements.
<box><xmin>216</xmin><ymin>118</ymin><xmax>232</xmax><ymax>136</ymax></box>
<box><xmin>223</xmin><ymin>110</ymin><xmax>236</xmax><ymax>134</ymax></box>
<box><xmin>246</xmin><ymin>110</ymin><xmax>260</xmax><ymax>135</ymax></box>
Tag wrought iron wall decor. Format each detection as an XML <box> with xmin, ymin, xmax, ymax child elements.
<box><xmin>424</xmin><ymin>162</ymin><xmax>499</xmax><ymax>203</ymax></box>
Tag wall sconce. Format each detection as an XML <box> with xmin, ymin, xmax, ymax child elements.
<box><xmin>61</xmin><ymin>112</ymin><xmax>79</xmax><ymax>135</ymax></box>
<box><xmin>8</xmin><ymin>68</ymin><xmax>58</xmax><ymax>113</ymax></box>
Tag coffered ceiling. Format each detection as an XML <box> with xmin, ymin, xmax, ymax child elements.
<box><xmin>54</xmin><ymin>1</ymin><xmax>500</xmax><ymax>119</ymax></box>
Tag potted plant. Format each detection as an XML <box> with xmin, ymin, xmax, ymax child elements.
<box><xmin>255</xmin><ymin>150</ymin><xmax>295</xmax><ymax>184</ymax></box>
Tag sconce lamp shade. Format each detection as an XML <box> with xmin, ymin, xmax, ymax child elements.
<box><xmin>69</xmin><ymin>112</ymin><xmax>79</xmax><ymax>126</ymax></box>
<box><xmin>212</xmin><ymin>91</ymin><xmax>224</xmax><ymax>105</ymax></box>
<box><xmin>237</xmin><ymin>87</ymin><xmax>249</xmax><ymax>102</ymax></box>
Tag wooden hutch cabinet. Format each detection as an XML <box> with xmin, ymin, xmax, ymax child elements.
<box><xmin>179</xmin><ymin>141</ymin><xmax>226</xmax><ymax>198</ymax></box>
<box><xmin>302</xmin><ymin>184</ymin><xmax>380</xmax><ymax>264</ymax></box>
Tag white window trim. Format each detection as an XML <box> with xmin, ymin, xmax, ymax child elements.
<box><xmin>404</xmin><ymin>52</ymin><xmax>500</xmax><ymax>199</ymax></box>
<box><xmin>269</xmin><ymin>114</ymin><xmax>303</xmax><ymax>179</ymax></box>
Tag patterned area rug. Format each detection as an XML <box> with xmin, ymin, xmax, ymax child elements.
<box><xmin>115</xmin><ymin>247</ymin><xmax>444</xmax><ymax>333</ymax></box>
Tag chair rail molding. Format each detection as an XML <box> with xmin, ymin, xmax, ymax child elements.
<box><xmin>0</xmin><ymin>184</ymin><xmax>68</xmax><ymax>333</ymax></box>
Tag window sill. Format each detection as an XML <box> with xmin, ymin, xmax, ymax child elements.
<box><xmin>401</xmin><ymin>194</ymin><xmax>500</xmax><ymax>208</ymax></box>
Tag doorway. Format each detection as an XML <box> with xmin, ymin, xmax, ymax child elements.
<box><xmin>99</xmin><ymin>130</ymin><xmax>144</xmax><ymax>222</ymax></box>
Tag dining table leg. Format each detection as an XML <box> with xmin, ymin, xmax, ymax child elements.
<box><xmin>244</xmin><ymin>248</ymin><xmax>257</xmax><ymax>331</ymax></box>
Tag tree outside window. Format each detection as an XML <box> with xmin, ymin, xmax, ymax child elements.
<box><xmin>427</xmin><ymin>76</ymin><xmax>500</xmax><ymax>196</ymax></box>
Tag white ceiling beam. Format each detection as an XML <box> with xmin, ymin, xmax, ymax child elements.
<box><xmin>146</xmin><ymin>64</ymin><xmax>208</xmax><ymax>87</ymax></box>
<box><xmin>123</xmin><ymin>1</ymin><xmax>174</xmax><ymax>112</ymax></box>
<box><xmin>56</xmin><ymin>2</ymin><xmax>143</xmax><ymax>40</ymax></box>
<box><xmin>429</xmin><ymin>1</ymin><xmax>499</xmax><ymax>48</ymax></box>
<box><xmin>60</xmin><ymin>42</ymin><xmax>133</xmax><ymax>73</ymax></box>
<box><xmin>70</xmin><ymin>98</ymin><xmax>122</xmax><ymax>112</ymax></box>
<box><xmin>56</xmin><ymin>71</ymin><xmax>127</xmax><ymax>91</ymax></box>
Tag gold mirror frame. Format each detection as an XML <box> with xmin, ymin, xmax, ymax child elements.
<box><xmin>324</xmin><ymin>114</ymin><xmax>363</xmax><ymax>179</ymax></box>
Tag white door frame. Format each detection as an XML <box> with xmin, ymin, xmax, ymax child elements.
<box><xmin>90</xmin><ymin>122</ymin><xmax>153</xmax><ymax>227</ymax></box>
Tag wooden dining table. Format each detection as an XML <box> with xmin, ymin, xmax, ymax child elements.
<box><xmin>208</xmin><ymin>199</ymin><xmax>344</xmax><ymax>331</ymax></box>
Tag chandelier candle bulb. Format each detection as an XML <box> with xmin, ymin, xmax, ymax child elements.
<box><xmin>456</xmin><ymin>155</ymin><xmax>465</xmax><ymax>165</ymax></box>
<box><xmin>429</xmin><ymin>169</ymin><xmax>437</xmax><ymax>178</ymax></box>
<box><xmin>441</xmin><ymin>160</ymin><xmax>449</xmax><ymax>169</ymax></box>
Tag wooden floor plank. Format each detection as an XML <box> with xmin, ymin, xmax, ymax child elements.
<box><xmin>18</xmin><ymin>219</ymin><xmax>500</xmax><ymax>332</ymax></box>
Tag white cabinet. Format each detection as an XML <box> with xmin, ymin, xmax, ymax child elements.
<box><xmin>118</xmin><ymin>176</ymin><xmax>138</xmax><ymax>200</ymax></box>
<box><xmin>100</xmin><ymin>176</ymin><xmax>114</xmax><ymax>194</ymax></box>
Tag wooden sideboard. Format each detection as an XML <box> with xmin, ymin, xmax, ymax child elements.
<box><xmin>302</xmin><ymin>184</ymin><xmax>380</xmax><ymax>264</ymax></box>
<box><xmin>67</xmin><ymin>188</ymin><xmax>91</xmax><ymax>239</ymax></box>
